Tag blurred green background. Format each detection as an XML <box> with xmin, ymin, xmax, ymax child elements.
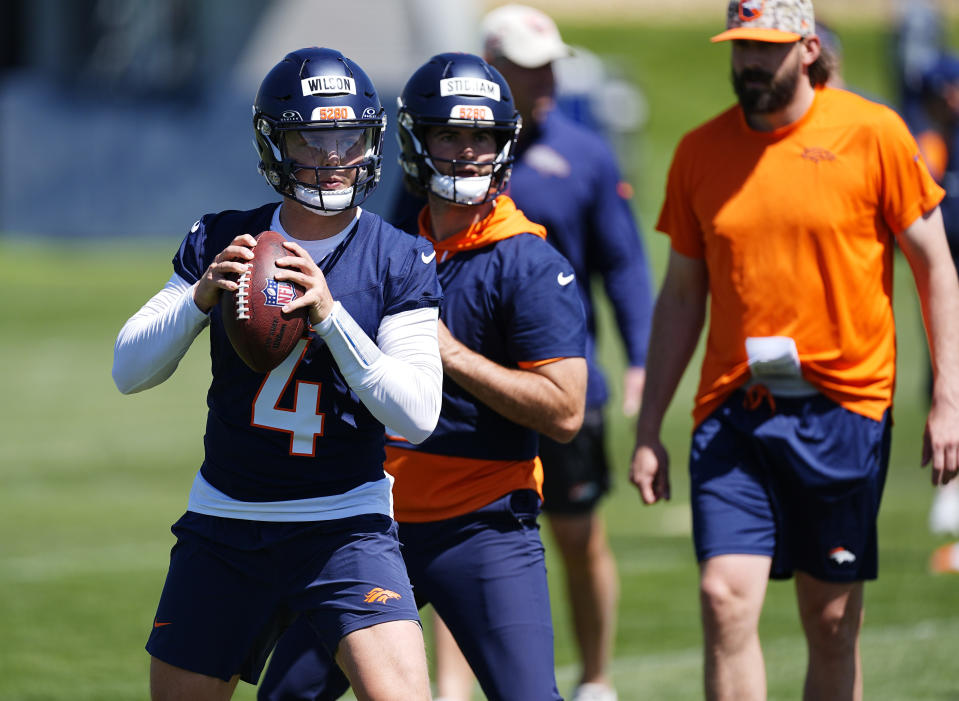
<box><xmin>2</xmin><ymin>15</ymin><xmax>959</xmax><ymax>701</ymax></box>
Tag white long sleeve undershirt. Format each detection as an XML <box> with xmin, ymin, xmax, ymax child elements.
<box><xmin>112</xmin><ymin>273</ymin><xmax>441</xmax><ymax>443</ymax></box>
<box><xmin>112</xmin><ymin>274</ymin><xmax>210</xmax><ymax>394</ymax></box>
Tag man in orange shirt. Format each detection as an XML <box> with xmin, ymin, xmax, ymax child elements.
<box><xmin>630</xmin><ymin>1</ymin><xmax>959</xmax><ymax>699</ymax></box>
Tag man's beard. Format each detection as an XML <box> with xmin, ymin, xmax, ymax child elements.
<box><xmin>732</xmin><ymin>65</ymin><xmax>801</xmax><ymax>115</ymax></box>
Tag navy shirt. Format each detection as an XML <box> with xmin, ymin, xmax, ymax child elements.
<box><xmin>173</xmin><ymin>203</ymin><xmax>441</xmax><ymax>502</ymax></box>
<box><xmin>407</xmin><ymin>231</ymin><xmax>587</xmax><ymax>462</ymax></box>
<box><xmin>508</xmin><ymin>109</ymin><xmax>652</xmax><ymax>408</ymax></box>
<box><xmin>940</xmin><ymin>129</ymin><xmax>959</xmax><ymax>264</ymax></box>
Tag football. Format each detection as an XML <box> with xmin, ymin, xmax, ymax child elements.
<box><xmin>221</xmin><ymin>230</ymin><xmax>308</xmax><ymax>373</ymax></box>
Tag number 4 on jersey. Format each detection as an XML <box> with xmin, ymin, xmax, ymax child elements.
<box><xmin>252</xmin><ymin>339</ymin><xmax>325</xmax><ymax>456</ymax></box>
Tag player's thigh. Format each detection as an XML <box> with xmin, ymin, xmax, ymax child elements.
<box><xmin>293</xmin><ymin>514</ymin><xmax>421</xmax><ymax>658</ymax></box>
<box><xmin>150</xmin><ymin>656</ymin><xmax>239</xmax><ymax>701</ymax></box>
<box><xmin>765</xmin><ymin>400</ymin><xmax>891</xmax><ymax>582</ymax></box>
<box><xmin>257</xmin><ymin>515</ymin><xmax>422</xmax><ymax>701</ymax></box>
<box><xmin>146</xmin><ymin>513</ymin><xmax>292</xmax><ymax>685</ymax></box>
<box><xmin>689</xmin><ymin>404</ymin><xmax>777</xmax><ymax>563</ymax></box>
<box><xmin>257</xmin><ymin>616</ymin><xmax>350</xmax><ymax>701</ymax></box>
<box><xmin>412</xmin><ymin>492</ymin><xmax>561</xmax><ymax>700</ymax></box>
<box><xmin>547</xmin><ymin>508</ymin><xmax>608</xmax><ymax>562</ymax></box>
<box><xmin>335</xmin><ymin>620</ymin><xmax>430</xmax><ymax>701</ymax></box>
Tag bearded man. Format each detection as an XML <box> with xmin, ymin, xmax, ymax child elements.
<box><xmin>629</xmin><ymin>2</ymin><xmax>959</xmax><ymax>700</ymax></box>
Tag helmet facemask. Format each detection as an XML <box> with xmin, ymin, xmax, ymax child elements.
<box><xmin>396</xmin><ymin>53</ymin><xmax>522</xmax><ymax>208</ymax></box>
<box><xmin>398</xmin><ymin>109</ymin><xmax>520</xmax><ymax>206</ymax></box>
<box><xmin>256</xmin><ymin>119</ymin><xmax>383</xmax><ymax>215</ymax></box>
<box><xmin>252</xmin><ymin>48</ymin><xmax>386</xmax><ymax>213</ymax></box>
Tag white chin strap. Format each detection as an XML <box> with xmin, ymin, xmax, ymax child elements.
<box><xmin>429</xmin><ymin>173</ymin><xmax>493</xmax><ymax>205</ymax></box>
<box><xmin>294</xmin><ymin>184</ymin><xmax>355</xmax><ymax>215</ymax></box>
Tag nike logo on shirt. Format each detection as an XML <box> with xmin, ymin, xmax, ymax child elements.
<box><xmin>557</xmin><ymin>272</ymin><xmax>575</xmax><ymax>286</ymax></box>
<box><xmin>421</xmin><ymin>251</ymin><xmax>436</xmax><ymax>264</ymax></box>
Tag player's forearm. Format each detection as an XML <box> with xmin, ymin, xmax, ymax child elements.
<box><xmin>914</xmin><ymin>255</ymin><xmax>959</xmax><ymax>402</ymax></box>
<box><xmin>441</xmin><ymin>340</ymin><xmax>586</xmax><ymax>442</ymax></box>
<box><xmin>606</xmin><ymin>271</ymin><xmax>653</xmax><ymax>366</ymax></box>
<box><xmin>315</xmin><ymin>303</ymin><xmax>442</xmax><ymax>443</ymax></box>
<box><xmin>635</xmin><ymin>275</ymin><xmax>706</xmax><ymax>441</ymax></box>
<box><xmin>594</xmin><ymin>194</ymin><xmax>654</xmax><ymax>365</ymax></box>
<box><xmin>352</xmin><ymin>354</ymin><xmax>442</xmax><ymax>443</ymax></box>
<box><xmin>112</xmin><ymin>274</ymin><xmax>209</xmax><ymax>394</ymax></box>
<box><xmin>900</xmin><ymin>208</ymin><xmax>959</xmax><ymax>402</ymax></box>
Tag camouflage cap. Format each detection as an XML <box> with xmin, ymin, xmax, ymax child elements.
<box><xmin>711</xmin><ymin>0</ymin><xmax>815</xmax><ymax>44</ymax></box>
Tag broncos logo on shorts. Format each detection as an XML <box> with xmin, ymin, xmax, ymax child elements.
<box><xmin>363</xmin><ymin>587</ymin><xmax>402</xmax><ymax>604</ymax></box>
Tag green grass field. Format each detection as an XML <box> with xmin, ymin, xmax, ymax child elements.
<box><xmin>3</xmin><ymin>18</ymin><xmax>959</xmax><ymax>701</ymax></box>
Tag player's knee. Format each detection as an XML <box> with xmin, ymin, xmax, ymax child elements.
<box><xmin>800</xmin><ymin>600</ymin><xmax>862</xmax><ymax>652</ymax></box>
<box><xmin>699</xmin><ymin>572</ymin><xmax>757</xmax><ymax>637</ymax></box>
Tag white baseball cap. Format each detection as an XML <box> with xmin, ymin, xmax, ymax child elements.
<box><xmin>481</xmin><ymin>4</ymin><xmax>571</xmax><ymax>69</ymax></box>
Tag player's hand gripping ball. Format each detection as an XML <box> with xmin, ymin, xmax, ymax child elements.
<box><xmin>221</xmin><ymin>230</ymin><xmax>308</xmax><ymax>373</ymax></box>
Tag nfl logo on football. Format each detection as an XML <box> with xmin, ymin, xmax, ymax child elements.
<box><xmin>263</xmin><ymin>278</ymin><xmax>297</xmax><ymax>307</ymax></box>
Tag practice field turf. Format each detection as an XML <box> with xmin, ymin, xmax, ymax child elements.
<box><xmin>3</xmin><ymin>19</ymin><xmax>959</xmax><ymax>701</ymax></box>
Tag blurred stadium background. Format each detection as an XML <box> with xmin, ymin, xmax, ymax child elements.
<box><xmin>2</xmin><ymin>1</ymin><xmax>959</xmax><ymax>699</ymax></box>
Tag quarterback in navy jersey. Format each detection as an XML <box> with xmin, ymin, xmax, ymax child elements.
<box><xmin>259</xmin><ymin>53</ymin><xmax>587</xmax><ymax>701</ymax></box>
<box><xmin>112</xmin><ymin>48</ymin><xmax>440</xmax><ymax>701</ymax></box>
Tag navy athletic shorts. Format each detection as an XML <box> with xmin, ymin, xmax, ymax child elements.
<box><xmin>259</xmin><ymin>490</ymin><xmax>562</xmax><ymax>701</ymax></box>
<box><xmin>259</xmin><ymin>620</ymin><xmax>350</xmax><ymax>701</ymax></box>
<box><xmin>540</xmin><ymin>407</ymin><xmax>610</xmax><ymax>515</ymax></box>
<box><xmin>146</xmin><ymin>511</ymin><xmax>419</xmax><ymax>684</ymax></box>
<box><xmin>690</xmin><ymin>390</ymin><xmax>891</xmax><ymax>581</ymax></box>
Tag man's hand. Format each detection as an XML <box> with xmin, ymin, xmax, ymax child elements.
<box><xmin>622</xmin><ymin>366</ymin><xmax>646</xmax><ymax>417</ymax></box>
<box><xmin>923</xmin><ymin>392</ymin><xmax>959</xmax><ymax>486</ymax></box>
<box><xmin>274</xmin><ymin>241</ymin><xmax>335</xmax><ymax>325</ymax></box>
<box><xmin>630</xmin><ymin>438</ymin><xmax>671</xmax><ymax>505</ymax></box>
<box><xmin>193</xmin><ymin>234</ymin><xmax>257</xmax><ymax>313</ymax></box>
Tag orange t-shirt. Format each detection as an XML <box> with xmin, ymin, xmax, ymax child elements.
<box><xmin>658</xmin><ymin>87</ymin><xmax>945</xmax><ymax>425</ymax></box>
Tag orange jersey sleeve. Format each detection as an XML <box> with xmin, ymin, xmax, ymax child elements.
<box><xmin>657</xmin><ymin>88</ymin><xmax>945</xmax><ymax>425</ymax></box>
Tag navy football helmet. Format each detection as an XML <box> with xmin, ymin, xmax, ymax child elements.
<box><xmin>253</xmin><ymin>47</ymin><xmax>386</xmax><ymax>214</ymax></box>
<box><xmin>397</xmin><ymin>53</ymin><xmax>520</xmax><ymax>205</ymax></box>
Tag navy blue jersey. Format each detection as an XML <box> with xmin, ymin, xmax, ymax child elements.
<box><xmin>173</xmin><ymin>203</ymin><xmax>441</xmax><ymax>502</ymax></box>
<box><xmin>939</xmin><ymin>129</ymin><xmax>959</xmax><ymax>263</ymax></box>
<box><xmin>413</xmin><ymin>232</ymin><xmax>586</xmax><ymax>462</ymax></box>
<box><xmin>508</xmin><ymin>109</ymin><xmax>652</xmax><ymax>408</ymax></box>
